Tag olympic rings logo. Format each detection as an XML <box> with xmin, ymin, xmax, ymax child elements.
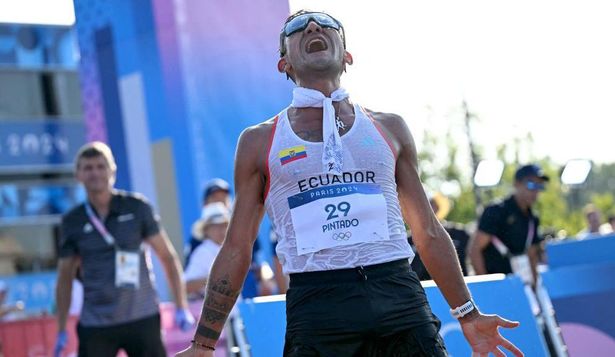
<box><xmin>331</xmin><ymin>232</ymin><xmax>352</xmax><ymax>241</ymax></box>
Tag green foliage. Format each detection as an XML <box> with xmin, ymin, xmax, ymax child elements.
<box><xmin>418</xmin><ymin>130</ymin><xmax>615</xmax><ymax>238</ymax></box>
<box><xmin>447</xmin><ymin>185</ymin><xmax>477</xmax><ymax>223</ymax></box>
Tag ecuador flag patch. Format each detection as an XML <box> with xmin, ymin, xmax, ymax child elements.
<box><xmin>279</xmin><ymin>145</ymin><xmax>307</xmax><ymax>165</ymax></box>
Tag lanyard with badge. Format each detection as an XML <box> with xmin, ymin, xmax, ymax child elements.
<box><xmin>491</xmin><ymin>219</ymin><xmax>535</xmax><ymax>284</ymax></box>
<box><xmin>85</xmin><ymin>202</ymin><xmax>140</xmax><ymax>289</ymax></box>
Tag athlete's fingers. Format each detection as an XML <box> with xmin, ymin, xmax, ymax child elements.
<box><xmin>497</xmin><ymin>316</ymin><xmax>520</xmax><ymax>329</ymax></box>
<box><xmin>500</xmin><ymin>335</ymin><xmax>524</xmax><ymax>357</ymax></box>
<box><xmin>493</xmin><ymin>346</ymin><xmax>506</xmax><ymax>357</ymax></box>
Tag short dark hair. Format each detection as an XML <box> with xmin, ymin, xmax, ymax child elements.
<box><xmin>278</xmin><ymin>10</ymin><xmax>346</xmax><ymax>57</ymax></box>
<box><xmin>75</xmin><ymin>141</ymin><xmax>117</xmax><ymax>171</ymax></box>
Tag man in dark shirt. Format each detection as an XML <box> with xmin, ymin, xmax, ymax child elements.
<box><xmin>470</xmin><ymin>164</ymin><xmax>548</xmax><ymax>284</ymax></box>
<box><xmin>54</xmin><ymin>142</ymin><xmax>194</xmax><ymax>357</ymax></box>
<box><xmin>410</xmin><ymin>193</ymin><xmax>470</xmax><ymax>280</ymax></box>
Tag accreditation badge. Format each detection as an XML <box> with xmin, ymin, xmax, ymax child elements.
<box><xmin>510</xmin><ymin>254</ymin><xmax>533</xmax><ymax>285</ymax></box>
<box><xmin>288</xmin><ymin>182</ymin><xmax>390</xmax><ymax>255</ymax></box>
<box><xmin>115</xmin><ymin>250</ymin><xmax>140</xmax><ymax>288</ymax></box>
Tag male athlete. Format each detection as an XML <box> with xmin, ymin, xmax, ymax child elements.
<box><xmin>178</xmin><ymin>10</ymin><xmax>523</xmax><ymax>357</ymax></box>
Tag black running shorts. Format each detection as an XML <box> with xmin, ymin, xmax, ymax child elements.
<box><xmin>284</xmin><ymin>259</ymin><xmax>447</xmax><ymax>357</ymax></box>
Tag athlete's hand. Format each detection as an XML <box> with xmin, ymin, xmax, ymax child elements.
<box><xmin>174</xmin><ymin>345</ymin><xmax>214</xmax><ymax>357</ymax></box>
<box><xmin>460</xmin><ymin>312</ymin><xmax>524</xmax><ymax>357</ymax></box>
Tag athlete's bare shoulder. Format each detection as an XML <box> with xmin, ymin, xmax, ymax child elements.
<box><xmin>363</xmin><ymin>108</ymin><xmax>413</xmax><ymax>149</ymax></box>
<box><xmin>236</xmin><ymin>117</ymin><xmax>277</xmax><ymax>174</ymax></box>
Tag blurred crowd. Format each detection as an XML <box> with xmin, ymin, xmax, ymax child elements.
<box><xmin>1</xmin><ymin>162</ymin><xmax>614</xmax><ymax>320</ymax></box>
<box><xmin>410</xmin><ymin>164</ymin><xmax>615</xmax><ymax>287</ymax></box>
<box><xmin>183</xmin><ymin>178</ymin><xmax>285</xmax><ymax>301</ymax></box>
<box><xmin>0</xmin><ymin>144</ymin><xmax>613</xmax><ymax>357</ymax></box>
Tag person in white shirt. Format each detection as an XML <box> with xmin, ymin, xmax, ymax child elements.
<box><xmin>184</xmin><ymin>203</ymin><xmax>230</xmax><ymax>297</ymax></box>
<box><xmin>577</xmin><ymin>204</ymin><xmax>604</xmax><ymax>239</ymax></box>
<box><xmin>598</xmin><ymin>215</ymin><xmax>614</xmax><ymax>235</ymax></box>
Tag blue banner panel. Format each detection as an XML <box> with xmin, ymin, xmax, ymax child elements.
<box><xmin>239</xmin><ymin>276</ymin><xmax>548</xmax><ymax>357</ymax></box>
<box><xmin>424</xmin><ymin>276</ymin><xmax>547</xmax><ymax>356</ymax></box>
<box><xmin>0</xmin><ymin>272</ymin><xmax>57</xmax><ymax>315</ymax></box>
<box><xmin>0</xmin><ymin>182</ymin><xmax>85</xmax><ymax>224</ymax></box>
<box><xmin>546</xmin><ymin>234</ymin><xmax>615</xmax><ymax>269</ymax></box>
<box><xmin>542</xmin><ymin>237</ymin><xmax>615</xmax><ymax>356</ymax></box>
<box><xmin>0</xmin><ymin>120</ymin><xmax>85</xmax><ymax>172</ymax></box>
<box><xmin>0</xmin><ymin>24</ymin><xmax>78</xmax><ymax>69</ymax></box>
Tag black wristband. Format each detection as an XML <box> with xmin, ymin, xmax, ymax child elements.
<box><xmin>191</xmin><ymin>339</ymin><xmax>216</xmax><ymax>351</ymax></box>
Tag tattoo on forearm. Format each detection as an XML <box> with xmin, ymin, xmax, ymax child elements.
<box><xmin>205</xmin><ymin>295</ymin><xmax>231</xmax><ymax>311</ymax></box>
<box><xmin>203</xmin><ymin>308</ymin><xmax>227</xmax><ymax>323</ymax></box>
<box><xmin>196</xmin><ymin>324</ymin><xmax>221</xmax><ymax>340</ymax></box>
<box><xmin>211</xmin><ymin>274</ymin><xmax>239</xmax><ymax>298</ymax></box>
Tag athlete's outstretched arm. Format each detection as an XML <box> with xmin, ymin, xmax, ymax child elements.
<box><xmin>374</xmin><ymin>112</ymin><xmax>523</xmax><ymax>357</ymax></box>
<box><xmin>176</xmin><ymin>124</ymin><xmax>270</xmax><ymax>357</ymax></box>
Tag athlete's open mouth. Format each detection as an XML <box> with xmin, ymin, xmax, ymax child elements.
<box><xmin>306</xmin><ymin>38</ymin><xmax>328</xmax><ymax>53</ymax></box>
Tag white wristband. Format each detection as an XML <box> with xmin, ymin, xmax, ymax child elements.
<box><xmin>450</xmin><ymin>300</ymin><xmax>476</xmax><ymax>319</ymax></box>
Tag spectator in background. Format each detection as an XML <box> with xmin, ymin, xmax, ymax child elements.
<box><xmin>470</xmin><ymin>164</ymin><xmax>548</xmax><ymax>285</ymax></box>
<box><xmin>0</xmin><ymin>232</ymin><xmax>23</xmax><ymax>275</ymax></box>
<box><xmin>203</xmin><ymin>179</ymin><xmax>232</xmax><ymax>207</ymax></box>
<box><xmin>409</xmin><ymin>192</ymin><xmax>470</xmax><ymax>280</ymax></box>
<box><xmin>598</xmin><ymin>212</ymin><xmax>614</xmax><ymax>235</ymax></box>
<box><xmin>607</xmin><ymin>215</ymin><xmax>615</xmax><ymax>234</ymax></box>
<box><xmin>186</xmin><ymin>179</ymin><xmax>274</xmax><ymax>297</ymax></box>
<box><xmin>184</xmin><ymin>203</ymin><xmax>230</xmax><ymax>298</ymax></box>
<box><xmin>185</xmin><ymin>179</ymin><xmax>232</xmax><ymax>265</ymax></box>
<box><xmin>54</xmin><ymin>142</ymin><xmax>194</xmax><ymax>357</ymax></box>
<box><xmin>577</xmin><ymin>204</ymin><xmax>603</xmax><ymax>239</ymax></box>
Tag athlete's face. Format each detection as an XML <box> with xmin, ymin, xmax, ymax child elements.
<box><xmin>278</xmin><ymin>19</ymin><xmax>352</xmax><ymax>82</ymax></box>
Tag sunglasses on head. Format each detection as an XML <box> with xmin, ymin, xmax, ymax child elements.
<box><xmin>526</xmin><ymin>181</ymin><xmax>545</xmax><ymax>191</ymax></box>
<box><xmin>280</xmin><ymin>12</ymin><xmax>345</xmax><ymax>55</ymax></box>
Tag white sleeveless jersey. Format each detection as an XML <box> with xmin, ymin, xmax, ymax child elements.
<box><xmin>265</xmin><ymin>104</ymin><xmax>413</xmax><ymax>273</ymax></box>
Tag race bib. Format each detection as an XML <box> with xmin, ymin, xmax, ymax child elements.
<box><xmin>288</xmin><ymin>183</ymin><xmax>390</xmax><ymax>255</ymax></box>
<box><xmin>115</xmin><ymin>250</ymin><xmax>140</xmax><ymax>289</ymax></box>
<box><xmin>510</xmin><ymin>254</ymin><xmax>533</xmax><ymax>285</ymax></box>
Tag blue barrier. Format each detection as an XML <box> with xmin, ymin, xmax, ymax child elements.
<box><xmin>542</xmin><ymin>236</ymin><xmax>615</xmax><ymax>356</ymax></box>
<box><xmin>423</xmin><ymin>275</ymin><xmax>548</xmax><ymax>356</ymax></box>
<box><xmin>239</xmin><ymin>275</ymin><xmax>548</xmax><ymax>356</ymax></box>
<box><xmin>546</xmin><ymin>234</ymin><xmax>615</xmax><ymax>269</ymax></box>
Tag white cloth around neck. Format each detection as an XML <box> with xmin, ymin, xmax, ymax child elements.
<box><xmin>290</xmin><ymin>87</ymin><xmax>348</xmax><ymax>175</ymax></box>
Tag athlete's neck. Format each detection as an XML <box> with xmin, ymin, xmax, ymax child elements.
<box><xmin>289</xmin><ymin>100</ymin><xmax>354</xmax><ymax>120</ymax></box>
<box><xmin>295</xmin><ymin>78</ymin><xmax>341</xmax><ymax>97</ymax></box>
<box><xmin>87</xmin><ymin>189</ymin><xmax>113</xmax><ymax>217</ymax></box>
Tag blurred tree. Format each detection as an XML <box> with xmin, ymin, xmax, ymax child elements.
<box><xmin>417</xmin><ymin>131</ymin><xmax>614</xmax><ymax>237</ymax></box>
